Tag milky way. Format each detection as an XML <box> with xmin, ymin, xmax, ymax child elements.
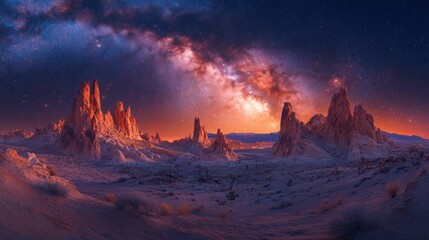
<box><xmin>1</xmin><ymin>0</ymin><xmax>428</xmax><ymax>139</ymax></box>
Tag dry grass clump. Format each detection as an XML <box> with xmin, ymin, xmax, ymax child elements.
<box><xmin>217</xmin><ymin>209</ymin><xmax>229</xmax><ymax>219</ymax></box>
<box><xmin>104</xmin><ymin>193</ymin><xmax>115</xmax><ymax>203</ymax></box>
<box><xmin>138</xmin><ymin>200</ymin><xmax>157</xmax><ymax>216</ymax></box>
<box><xmin>330</xmin><ymin>207</ymin><xmax>380</xmax><ymax>240</ymax></box>
<box><xmin>114</xmin><ymin>195</ymin><xmax>197</xmax><ymax>217</ymax></box>
<box><xmin>385</xmin><ymin>182</ymin><xmax>399</xmax><ymax>198</ymax></box>
<box><xmin>319</xmin><ymin>196</ymin><xmax>344</xmax><ymax>213</ymax></box>
<box><xmin>159</xmin><ymin>203</ymin><xmax>174</xmax><ymax>216</ymax></box>
<box><xmin>114</xmin><ymin>193</ymin><xmax>147</xmax><ymax>212</ymax></box>
<box><xmin>114</xmin><ymin>194</ymin><xmax>156</xmax><ymax>216</ymax></box>
<box><xmin>271</xmin><ymin>201</ymin><xmax>292</xmax><ymax>210</ymax></box>
<box><xmin>39</xmin><ymin>181</ymin><xmax>70</xmax><ymax>197</ymax></box>
<box><xmin>176</xmin><ymin>204</ymin><xmax>192</xmax><ymax>215</ymax></box>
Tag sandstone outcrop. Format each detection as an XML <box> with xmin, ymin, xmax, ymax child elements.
<box><xmin>33</xmin><ymin>120</ymin><xmax>64</xmax><ymax>139</ymax></box>
<box><xmin>58</xmin><ymin>81</ymin><xmax>101</xmax><ymax>159</ymax></box>
<box><xmin>321</xmin><ymin>87</ymin><xmax>353</xmax><ymax>147</ymax></box>
<box><xmin>209</xmin><ymin>128</ymin><xmax>237</xmax><ymax>160</ymax></box>
<box><xmin>306</xmin><ymin>114</ymin><xmax>326</xmax><ymax>133</ymax></box>
<box><xmin>273</xmin><ymin>87</ymin><xmax>391</xmax><ymax>158</ymax></box>
<box><xmin>58</xmin><ymin>79</ymin><xmax>142</xmax><ymax>159</ymax></box>
<box><xmin>0</xmin><ymin>129</ymin><xmax>33</xmax><ymax>140</ymax></box>
<box><xmin>273</xmin><ymin>102</ymin><xmax>304</xmax><ymax>157</ymax></box>
<box><xmin>192</xmin><ymin>117</ymin><xmax>210</xmax><ymax>147</ymax></box>
<box><xmin>352</xmin><ymin>104</ymin><xmax>376</xmax><ymax>139</ymax></box>
<box><xmin>114</xmin><ymin>101</ymin><xmax>140</xmax><ymax>139</ymax></box>
<box><xmin>141</xmin><ymin>132</ymin><xmax>162</xmax><ymax>143</ymax></box>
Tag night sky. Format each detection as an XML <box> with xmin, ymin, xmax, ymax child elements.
<box><xmin>1</xmin><ymin>0</ymin><xmax>428</xmax><ymax>139</ymax></box>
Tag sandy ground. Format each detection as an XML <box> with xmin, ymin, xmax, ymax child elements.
<box><xmin>1</xmin><ymin>139</ymin><xmax>429</xmax><ymax>240</ymax></box>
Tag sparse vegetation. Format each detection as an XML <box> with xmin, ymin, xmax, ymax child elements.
<box><xmin>226</xmin><ymin>191</ymin><xmax>239</xmax><ymax>200</ymax></box>
<box><xmin>386</xmin><ymin>182</ymin><xmax>399</xmax><ymax>198</ymax></box>
<box><xmin>105</xmin><ymin>193</ymin><xmax>115</xmax><ymax>203</ymax></box>
<box><xmin>114</xmin><ymin>193</ymin><xmax>146</xmax><ymax>212</ymax></box>
<box><xmin>329</xmin><ymin>207</ymin><xmax>380</xmax><ymax>240</ymax></box>
<box><xmin>332</xmin><ymin>167</ymin><xmax>341</xmax><ymax>175</ymax></box>
<box><xmin>287</xmin><ymin>178</ymin><xmax>293</xmax><ymax>187</ymax></box>
<box><xmin>192</xmin><ymin>205</ymin><xmax>204</xmax><ymax>213</ymax></box>
<box><xmin>159</xmin><ymin>203</ymin><xmax>174</xmax><ymax>216</ymax></box>
<box><xmin>319</xmin><ymin>196</ymin><xmax>344</xmax><ymax>213</ymax></box>
<box><xmin>217</xmin><ymin>209</ymin><xmax>229</xmax><ymax>219</ymax></box>
<box><xmin>271</xmin><ymin>201</ymin><xmax>292</xmax><ymax>210</ymax></box>
<box><xmin>39</xmin><ymin>181</ymin><xmax>70</xmax><ymax>197</ymax></box>
<box><xmin>177</xmin><ymin>204</ymin><xmax>192</xmax><ymax>215</ymax></box>
<box><xmin>138</xmin><ymin>200</ymin><xmax>156</xmax><ymax>216</ymax></box>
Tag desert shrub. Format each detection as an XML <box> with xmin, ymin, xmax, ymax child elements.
<box><xmin>329</xmin><ymin>207</ymin><xmax>379</xmax><ymax>240</ymax></box>
<box><xmin>333</xmin><ymin>167</ymin><xmax>341</xmax><ymax>175</ymax></box>
<box><xmin>271</xmin><ymin>201</ymin><xmax>292</xmax><ymax>210</ymax></box>
<box><xmin>114</xmin><ymin>193</ymin><xmax>146</xmax><ymax>212</ymax></box>
<box><xmin>177</xmin><ymin>204</ymin><xmax>192</xmax><ymax>215</ymax></box>
<box><xmin>39</xmin><ymin>181</ymin><xmax>70</xmax><ymax>197</ymax></box>
<box><xmin>104</xmin><ymin>193</ymin><xmax>115</xmax><ymax>203</ymax></box>
<box><xmin>217</xmin><ymin>209</ymin><xmax>229</xmax><ymax>219</ymax></box>
<box><xmin>319</xmin><ymin>196</ymin><xmax>344</xmax><ymax>213</ymax></box>
<box><xmin>226</xmin><ymin>191</ymin><xmax>239</xmax><ymax>200</ymax></box>
<box><xmin>138</xmin><ymin>200</ymin><xmax>156</xmax><ymax>216</ymax></box>
<box><xmin>385</xmin><ymin>182</ymin><xmax>399</xmax><ymax>198</ymax></box>
<box><xmin>287</xmin><ymin>178</ymin><xmax>293</xmax><ymax>187</ymax></box>
<box><xmin>159</xmin><ymin>203</ymin><xmax>174</xmax><ymax>216</ymax></box>
<box><xmin>192</xmin><ymin>205</ymin><xmax>204</xmax><ymax>213</ymax></box>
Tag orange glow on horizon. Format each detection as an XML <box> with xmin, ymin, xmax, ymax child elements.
<box><xmin>139</xmin><ymin>103</ymin><xmax>429</xmax><ymax>141</ymax></box>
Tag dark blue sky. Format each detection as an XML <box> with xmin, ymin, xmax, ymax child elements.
<box><xmin>1</xmin><ymin>0</ymin><xmax>428</xmax><ymax>138</ymax></box>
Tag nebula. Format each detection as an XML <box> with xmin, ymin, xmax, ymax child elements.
<box><xmin>0</xmin><ymin>0</ymin><xmax>428</xmax><ymax>139</ymax></box>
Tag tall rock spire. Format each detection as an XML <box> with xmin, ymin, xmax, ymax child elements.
<box><xmin>58</xmin><ymin>79</ymin><xmax>144</xmax><ymax>159</ymax></box>
<box><xmin>58</xmin><ymin>81</ymin><xmax>101</xmax><ymax>159</ymax></box>
<box><xmin>113</xmin><ymin>102</ymin><xmax>140</xmax><ymax>139</ymax></box>
<box><xmin>192</xmin><ymin>117</ymin><xmax>209</xmax><ymax>146</ymax></box>
<box><xmin>209</xmin><ymin>128</ymin><xmax>237</xmax><ymax>160</ymax></box>
<box><xmin>273</xmin><ymin>102</ymin><xmax>303</xmax><ymax>157</ymax></box>
<box><xmin>321</xmin><ymin>87</ymin><xmax>353</xmax><ymax>147</ymax></box>
<box><xmin>91</xmin><ymin>79</ymin><xmax>101</xmax><ymax>111</ymax></box>
<box><xmin>352</xmin><ymin>104</ymin><xmax>375</xmax><ymax>138</ymax></box>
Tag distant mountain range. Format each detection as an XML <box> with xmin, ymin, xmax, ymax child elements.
<box><xmin>381</xmin><ymin>131</ymin><xmax>429</xmax><ymax>144</ymax></box>
<box><xmin>209</xmin><ymin>131</ymin><xmax>429</xmax><ymax>144</ymax></box>
<box><xmin>208</xmin><ymin>132</ymin><xmax>279</xmax><ymax>143</ymax></box>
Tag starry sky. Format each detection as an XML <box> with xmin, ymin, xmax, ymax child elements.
<box><xmin>1</xmin><ymin>0</ymin><xmax>428</xmax><ymax>139</ymax></box>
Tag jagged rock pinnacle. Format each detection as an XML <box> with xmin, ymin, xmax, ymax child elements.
<box><xmin>273</xmin><ymin>102</ymin><xmax>303</xmax><ymax>157</ymax></box>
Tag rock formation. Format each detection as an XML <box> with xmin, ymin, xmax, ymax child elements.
<box><xmin>58</xmin><ymin>79</ymin><xmax>142</xmax><ymax>159</ymax></box>
<box><xmin>192</xmin><ymin>117</ymin><xmax>210</xmax><ymax>147</ymax></box>
<box><xmin>352</xmin><ymin>104</ymin><xmax>376</xmax><ymax>139</ymax></box>
<box><xmin>306</xmin><ymin>114</ymin><xmax>326</xmax><ymax>133</ymax></box>
<box><xmin>154</xmin><ymin>132</ymin><xmax>161</xmax><ymax>143</ymax></box>
<box><xmin>103</xmin><ymin>111</ymin><xmax>115</xmax><ymax>133</ymax></box>
<box><xmin>321</xmin><ymin>87</ymin><xmax>353</xmax><ymax>147</ymax></box>
<box><xmin>114</xmin><ymin>102</ymin><xmax>140</xmax><ymax>140</ymax></box>
<box><xmin>209</xmin><ymin>128</ymin><xmax>237</xmax><ymax>160</ymax></box>
<box><xmin>375</xmin><ymin>128</ymin><xmax>391</xmax><ymax>144</ymax></box>
<box><xmin>33</xmin><ymin>120</ymin><xmax>64</xmax><ymax>139</ymax></box>
<box><xmin>58</xmin><ymin>81</ymin><xmax>101</xmax><ymax>159</ymax></box>
<box><xmin>141</xmin><ymin>132</ymin><xmax>162</xmax><ymax>143</ymax></box>
<box><xmin>0</xmin><ymin>129</ymin><xmax>34</xmax><ymax>140</ymax></box>
<box><xmin>273</xmin><ymin>102</ymin><xmax>304</xmax><ymax>157</ymax></box>
<box><xmin>273</xmin><ymin>87</ymin><xmax>391</xmax><ymax>158</ymax></box>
